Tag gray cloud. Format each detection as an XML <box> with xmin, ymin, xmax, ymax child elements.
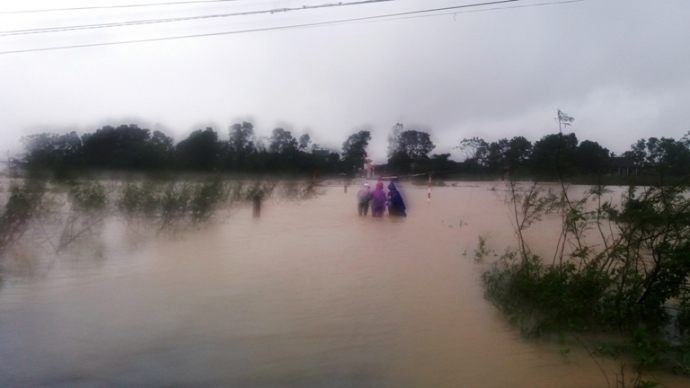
<box><xmin>1</xmin><ymin>0</ymin><xmax>688</xmax><ymax>163</ymax></box>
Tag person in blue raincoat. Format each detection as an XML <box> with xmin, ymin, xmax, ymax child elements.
<box><xmin>387</xmin><ymin>181</ymin><xmax>407</xmax><ymax>217</ymax></box>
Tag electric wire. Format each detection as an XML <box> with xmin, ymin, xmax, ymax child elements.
<box><xmin>356</xmin><ymin>0</ymin><xmax>583</xmax><ymax>23</ymax></box>
<box><xmin>0</xmin><ymin>0</ymin><xmax>247</xmax><ymax>14</ymax></box>
<box><xmin>2</xmin><ymin>0</ymin><xmax>578</xmax><ymax>36</ymax></box>
<box><xmin>0</xmin><ymin>0</ymin><xmax>587</xmax><ymax>55</ymax></box>
<box><xmin>0</xmin><ymin>0</ymin><xmax>519</xmax><ymax>55</ymax></box>
<box><xmin>0</xmin><ymin>0</ymin><xmax>397</xmax><ymax>37</ymax></box>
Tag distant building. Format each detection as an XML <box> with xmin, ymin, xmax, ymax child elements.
<box><xmin>611</xmin><ymin>156</ymin><xmax>638</xmax><ymax>176</ymax></box>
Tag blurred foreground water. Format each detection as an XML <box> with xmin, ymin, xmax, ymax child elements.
<box><xmin>0</xmin><ymin>182</ymin><xmax>686</xmax><ymax>387</ymax></box>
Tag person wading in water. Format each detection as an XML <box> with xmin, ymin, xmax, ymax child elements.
<box><xmin>387</xmin><ymin>181</ymin><xmax>407</xmax><ymax>217</ymax></box>
<box><xmin>356</xmin><ymin>183</ymin><xmax>372</xmax><ymax>216</ymax></box>
<box><xmin>370</xmin><ymin>181</ymin><xmax>387</xmax><ymax>217</ymax></box>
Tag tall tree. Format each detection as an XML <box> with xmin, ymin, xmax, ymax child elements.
<box><xmin>416</xmin><ymin>153</ymin><xmax>459</xmax><ymax>177</ymax></box>
<box><xmin>22</xmin><ymin>132</ymin><xmax>83</xmax><ymax>172</ymax></box>
<box><xmin>530</xmin><ymin>133</ymin><xmax>578</xmax><ymax>178</ymax></box>
<box><xmin>269</xmin><ymin>128</ymin><xmax>298</xmax><ymax>154</ymax></box>
<box><xmin>387</xmin><ymin>123</ymin><xmax>404</xmax><ymax>159</ymax></box>
<box><xmin>398</xmin><ymin>130</ymin><xmax>435</xmax><ymax>161</ymax></box>
<box><xmin>145</xmin><ymin>130</ymin><xmax>175</xmax><ymax>169</ymax></box>
<box><xmin>485</xmin><ymin>139</ymin><xmax>509</xmax><ymax>173</ymax></box>
<box><xmin>504</xmin><ymin>136</ymin><xmax>532</xmax><ymax>171</ymax></box>
<box><xmin>457</xmin><ymin>137</ymin><xmax>489</xmax><ymax>165</ymax></box>
<box><xmin>176</xmin><ymin>127</ymin><xmax>221</xmax><ymax>171</ymax></box>
<box><xmin>341</xmin><ymin>130</ymin><xmax>371</xmax><ymax>175</ymax></box>
<box><xmin>227</xmin><ymin>122</ymin><xmax>255</xmax><ymax>170</ymax></box>
<box><xmin>388</xmin><ymin>129</ymin><xmax>435</xmax><ymax>173</ymax></box>
<box><xmin>576</xmin><ymin>140</ymin><xmax>611</xmax><ymax>175</ymax></box>
<box><xmin>623</xmin><ymin>137</ymin><xmax>690</xmax><ymax>175</ymax></box>
<box><xmin>81</xmin><ymin>124</ymin><xmax>156</xmax><ymax>170</ymax></box>
<box><xmin>298</xmin><ymin>133</ymin><xmax>311</xmax><ymax>150</ymax></box>
<box><xmin>623</xmin><ymin>139</ymin><xmax>647</xmax><ymax>167</ymax></box>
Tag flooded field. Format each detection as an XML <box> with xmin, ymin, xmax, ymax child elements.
<box><xmin>0</xmin><ymin>182</ymin><xmax>686</xmax><ymax>387</ymax></box>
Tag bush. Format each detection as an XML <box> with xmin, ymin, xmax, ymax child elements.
<box><xmin>482</xmin><ymin>178</ymin><xmax>690</xmax><ymax>374</ymax></box>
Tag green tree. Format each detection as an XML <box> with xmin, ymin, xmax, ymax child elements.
<box><xmin>227</xmin><ymin>122</ymin><xmax>255</xmax><ymax>170</ymax></box>
<box><xmin>484</xmin><ymin>137</ymin><xmax>531</xmax><ymax>174</ymax></box>
<box><xmin>81</xmin><ymin>124</ymin><xmax>155</xmax><ymax>170</ymax></box>
<box><xmin>416</xmin><ymin>153</ymin><xmax>460</xmax><ymax>178</ymax></box>
<box><xmin>269</xmin><ymin>128</ymin><xmax>298</xmax><ymax>154</ymax></box>
<box><xmin>298</xmin><ymin>133</ymin><xmax>311</xmax><ymax>150</ymax></box>
<box><xmin>623</xmin><ymin>139</ymin><xmax>647</xmax><ymax>167</ymax></box>
<box><xmin>504</xmin><ymin>136</ymin><xmax>532</xmax><ymax>172</ymax></box>
<box><xmin>485</xmin><ymin>139</ymin><xmax>509</xmax><ymax>173</ymax></box>
<box><xmin>176</xmin><ymin>128</ymin><xmax>221</xmax><ymax>171</ymax></box>
<box><xmin>388</xmin><ymin>130</ymin><xmax>436</xmax><ymax>173</ymax></box>
<box><xmin>576</xmin><ymin>140</ymin><xmax>611</xmax><ymax>175</ymax></box>
<box><xmin>398</xmin><ymin>130</ymin><xmax>435</xmax><ymax>161</ymax></box>
<box><xmin>387</xmin><ymin>123</ymin><xmax>404</xmax><ymax>159</ymax></box>
<box><xmin>623</xmin><ymin>137</ymin><xmax>690</xmax><ymax>176</ymax></box>
<box><xmin>22</xmin><ymin>132</ymin><xmax>83</xmax><ymax>172</ymax></box>
<box><xmin>530</xmin><ymin>133</ymin><xmax>578</xmax><ymax>178</ymax></box>
<box><xmin>645</xmin><ymin>137</ymin><xmax>690</xmax><ymax>176</ymax></box>
<box><xmin>457</xmin><ymin>137</ymin><xmax>489</xmax><ymax>166</ymax></box>
<box><xmin>341</xmin><ymin>130</ymin><xmax>371</xmax><ymax>175</ymax></box>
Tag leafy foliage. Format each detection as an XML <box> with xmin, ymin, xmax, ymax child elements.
<box><xmin>387</xmin><ymin>129</ymin><xmax>436</xmax><ymax>174</ymax></box>
<box><xmin>341</xmin><ymin>130</ymin><xmax>371</xmax><ymax>175</ymax></box>
<box><xmin>482</xmin><ymin>178</ymin><xmax>690</xmax><ymax>375</ymax></box>
<box><xmin>623</xmin><ymin>137</ymin><xmax>690</xmax><ymax>176</ymax></box>
<box><xmin>530</xmin><ymin>133</ymin><xmax>579</xmax><ymax>178</ymax></box>
<box><xmin>176</xmin><ymin>128</ymin><xmax>222</xmax><ymax>171</ymax></box>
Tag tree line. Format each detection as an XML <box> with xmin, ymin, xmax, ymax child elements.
<box><xmin>18</xmin><ymin>122</ymin><xmax>690</xmax><ymax>179</ymax></box>
<box><xmin>20</xmin><ymin>123</ymin><xmax>344</xmax><ymax>177</ymax></box>
<box><xmin>457</xmin><ymin>131</ymin><xmax>690</xmax><ymax>179</ymax></box>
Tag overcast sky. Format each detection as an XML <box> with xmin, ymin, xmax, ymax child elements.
<box><xmin>1</xmin><ymin>0</ymin><xmax>688</xmax><ymax>163</ymax></box>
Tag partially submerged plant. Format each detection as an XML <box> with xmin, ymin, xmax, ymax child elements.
<box><xmin>0</xmin><ymin>180</ymin><xmax>47</xmax><ymax>254</ymax></box>
<box><xmin>0</xmin><ymin>177</ymin><xmax>323</xmax><ymax>274</ymax></box>
<box><xmin>57</xmin><ymin>181</ymin><xmax>109</xmax><ymax>252</ymax></box>
<box><xmin>482</xmin><ymin>175</ymin><xmax>690</xmax><ymax>376</ymax></box>
<box><xmin>116</xmin><ymin>178</ymin><xmax>234</xmax><ymax>228</ymax></box>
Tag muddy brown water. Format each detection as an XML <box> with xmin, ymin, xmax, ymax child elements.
<box><xmin>0</xmin><ymin>183</ymin><xmax>686</xmax><ymax>387</ymax></box>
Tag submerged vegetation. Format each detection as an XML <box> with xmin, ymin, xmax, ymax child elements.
<box><xmin>480</xmin><ymin>177</ymin><xmax>690</xmax><ymax>380</ymax></box>
<box><xmin>0</xmin><ymin>177</ymin><xmax>321</xmax><ymax>261</ymax></box>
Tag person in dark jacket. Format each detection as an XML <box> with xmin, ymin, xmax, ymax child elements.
<box><xmin>387</xmin><ymin>181</ymin><xmax>407</xmax><ymax>217</ymax></box>
<box><xmin>370</xmin><ymin>181</ymin><xmax>387</xmax><ymax>217</ymax></box>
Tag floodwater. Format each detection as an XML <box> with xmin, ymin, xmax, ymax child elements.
<box><xmin>0</xmin><ymin>182</ymin><xmax>686</xmax><ymax>387</ymax></box>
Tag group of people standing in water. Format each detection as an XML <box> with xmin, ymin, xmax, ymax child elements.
<box><xmin>356</xmin><ymin>181</ymin><xmax>407</xmax><ymax>217</ymax></box>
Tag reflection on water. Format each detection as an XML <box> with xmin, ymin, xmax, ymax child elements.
<box><xmin>0</xmin><ymin>183</ymin><xmax>685</xmax><ymax>387</ymax></box>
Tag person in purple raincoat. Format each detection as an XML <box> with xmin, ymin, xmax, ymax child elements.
<box><xmin>370</xmin><ymin>181</ymin><xmax>387</xmax><ymax>217</ymax></box>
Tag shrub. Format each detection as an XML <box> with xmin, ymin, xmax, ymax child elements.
<box><xmin>482</xmin><ymin>178</ymin><xmax>690</xmax><ymax>374</ymax></box>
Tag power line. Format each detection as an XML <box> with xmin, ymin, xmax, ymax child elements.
<box><xmin>0</xmin><ymin>0</ymin><xmax>396</xmax><ymax>37</ymax></box>
<box><xmin>3</xmin><ymin>0</ymin><xmax>586</xmax><ymax>38</ymax></box>
<box><xmin>1</xmin><ymin>0</ymin><xmax>584</xmax><ymax>55</ymax></box>
<box><xmin>5</xmin><ymin>0</ymin><xmax>582</xmax><ymax>37</ymax></box>
<box><xmin>0</xmin><ymin>0</ymin><xmax>246</xmax><ymax>14</ymax></box>
<box><xmin>357</xmin><ymin>0</ymin><xmax>583</xmax><ymax>23</ymax></box>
